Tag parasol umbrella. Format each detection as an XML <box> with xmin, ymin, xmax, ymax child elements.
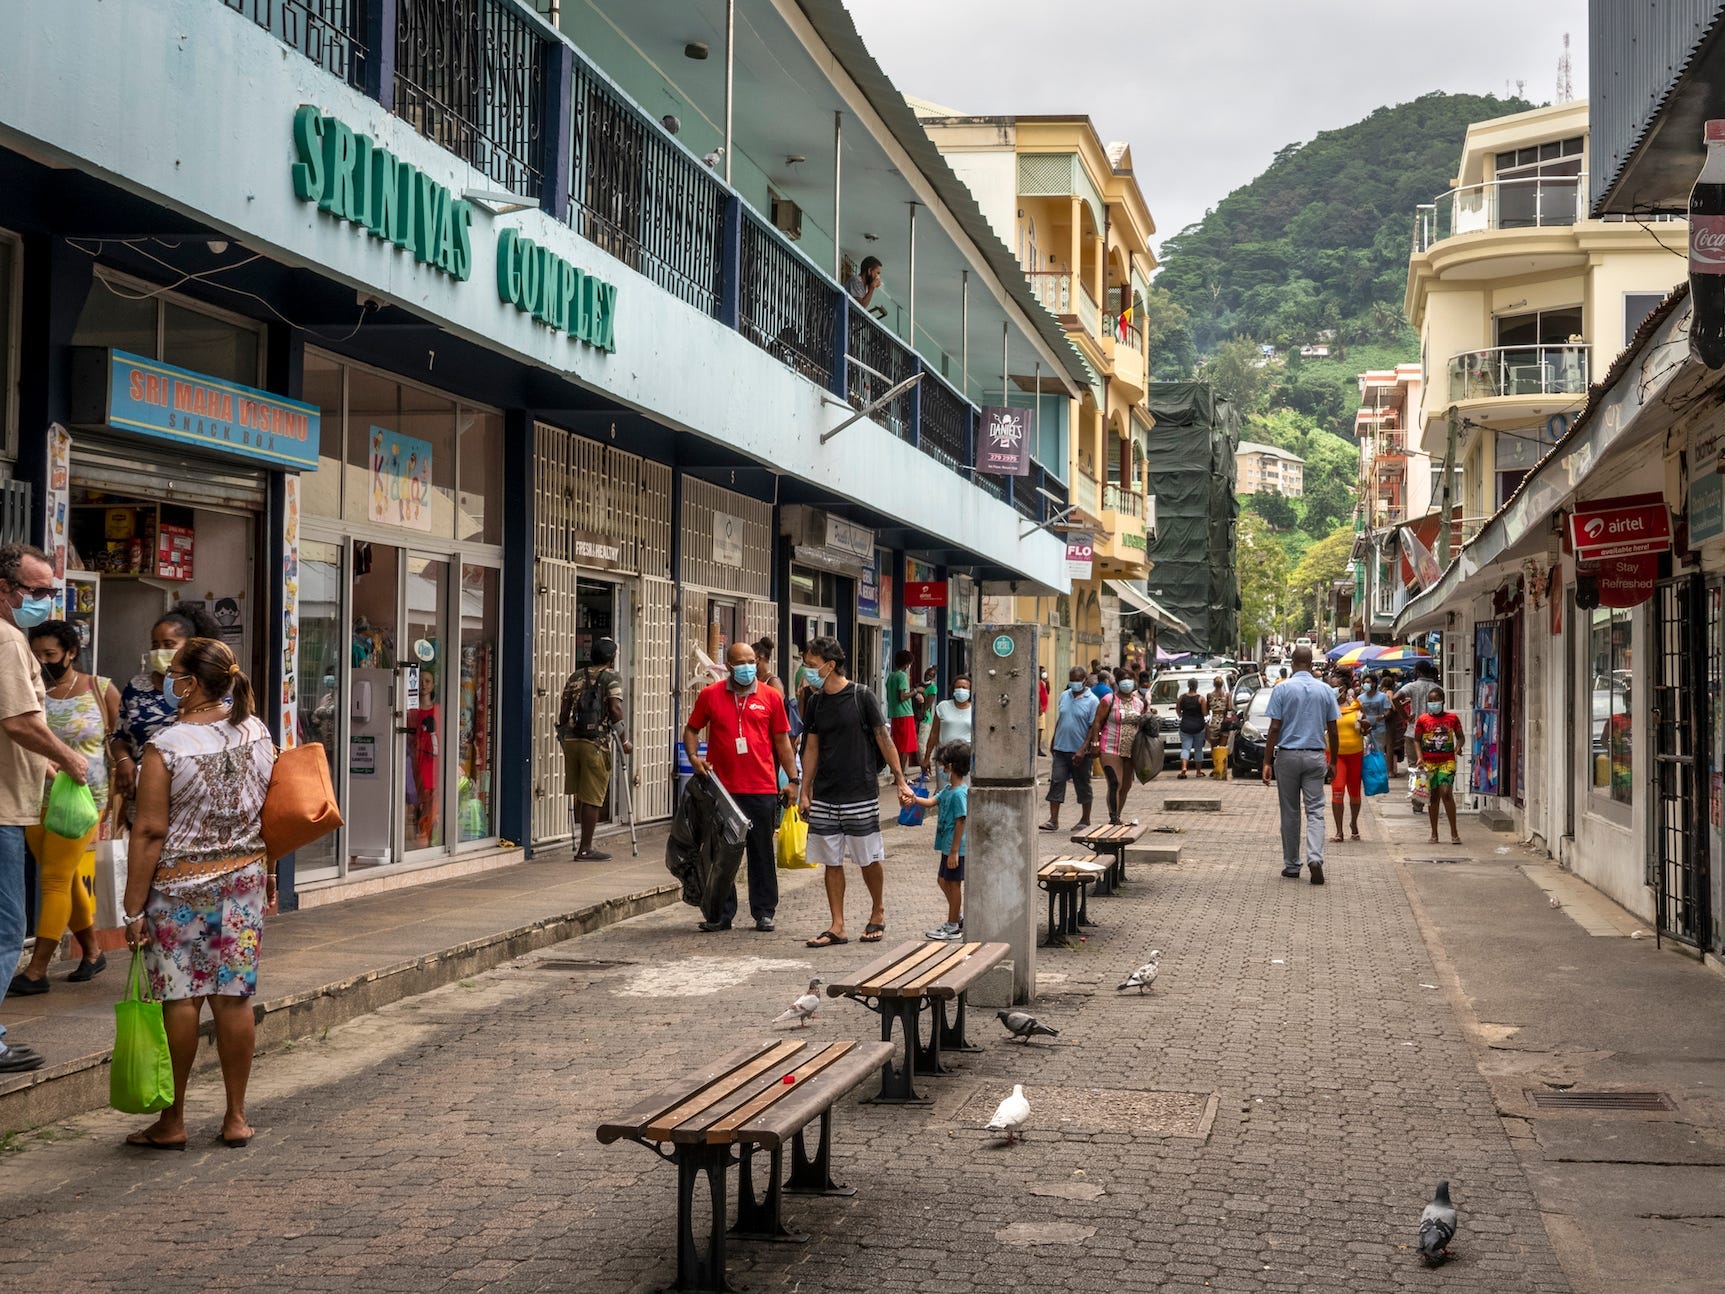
<box><xmin>1330</xmin><ymin>644</ymin><xmax>1387</xmax><ymax>669</ymax></box>
<box><xmin>1323</xmin><ymin>640</ymin><xmax>1371</xmax><ymax>662</ymax></box>
<box><xmin>1373</xmin><ymin>644</ymin><xmax>1432</xmax><ymax>664</ymax></box>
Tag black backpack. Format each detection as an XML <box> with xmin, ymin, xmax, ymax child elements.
<box><xmin>559</xmin><ymin>668</ymin><xmax>608</xmax><ymax>740</ymax></box>
<box><xmin>804</xmin><ymin>685</ymin><xmax>887</xmax><ymax>775</ymax></box>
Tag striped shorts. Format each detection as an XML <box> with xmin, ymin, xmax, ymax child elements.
<box><xmin>805</xmin><ymin>797</ymin><xmax>886</xmax><ymax>867</ymax></box>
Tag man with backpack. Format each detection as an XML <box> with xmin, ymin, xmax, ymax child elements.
<box><xmin>558</xmin><ymin>636</ymin><xmax>629</xmax><ymax>861</ymax></box>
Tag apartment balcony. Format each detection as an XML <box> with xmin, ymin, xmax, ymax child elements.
<box><xmin>1072</xmin><ymin>471</ymin><xmax>1101</xmax><ymax>518</ymax></box>
<box><xmin>1096</xmin><ymin>482</ymin><xmax>1150</xmax><ymax>569</ymax></box>
<box><xmin>1413</xmin><ymin>175</ymin><xmax>1587</xmax><ymax>253</ymax></box>
<box><xmin>1446</xmin><ymin>346</ymin><xmax>1590</xmax><ymax>403</ymax></box>
<box><xmin>1103</xmin><ymin>331</ymin><xmax>1146</xmax><ymax>399</ymax></box>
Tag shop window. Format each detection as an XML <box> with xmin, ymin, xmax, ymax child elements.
<box><xmin>163</xmin><ymin>300</ymin><xmax>258</xmax><ymax>386</ymax></box>
<box><xmin>0</xmin><ymin>230</ymin><xmax>18</xmax><ymax>459</ymax></box>
<box><xmin>300</xmin><ymin>352</ymin><xmax>345</xmax><ymax>520</ymax></box>
<box><xmin>458</xmin><ymin>564</ymin><xmax>499</xmax><ymax>843</ymax></box>
<box><xmin>1589</xmin><ymin>606</ymin><xmax>1633</xmax><ymax>807</ymax></box>
<box><xmin>71</xmin><ymin>278</ymin><xmax>156</xmax><ymax>356</ymax></box>
<box><xmin>457</xmin><ymin>408</ymin><xmax>503</xmax><ymax>543</ymax></box>
<box><xmin>71</xmin><ymin>272</ymin><xmax>261</xmax><ymax>385</ymax></box>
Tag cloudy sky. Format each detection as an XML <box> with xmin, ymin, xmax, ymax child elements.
<box><xmin>851</xmin><ymin>0</ymin><xmax>1588</xmax><ymax>258</ymax></box>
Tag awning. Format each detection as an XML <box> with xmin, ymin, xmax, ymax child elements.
<box><xmin>1105</xmin><ymin>579</ymin><xmax>1190</xmax><ymax>633</ymax></box>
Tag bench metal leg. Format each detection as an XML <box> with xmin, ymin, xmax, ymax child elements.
<box><xmin>672</xmin><ymin>1143</ymin><xmax>735</xmax><ymax>1293</ymax></box>
<box><xmin>731</xmin><ymin>1144</ymin><xmax>807</xmax><ymax>1244</ymax></box>
<box><xmin>1042</xmin><ymin>883</ymin><xmax>1076</xmax><ymax>948</ymax></box>
<box><xmin>935</xmin><ymin>991</ymin><xmax>984</xmax><ymax>1055</ymax></box>
<box><xmin>785</xmin><ymin>1109</ymin><xmax>855</xmax><ymax>1197</ymax></box>
<box><xmin>1076</xmin><ymin>882</ymin><xmax>1093</xmax><ymax>927</ymax></box>
<box><xmin>1093</xmin><ymin>862</ymin><xmax>1114</xmax><ymax>897</ymax></box>
<box><xmin>861</xmin><ymin>995</ymin><xmax>932</xmax><ymax>1103</ymax></box>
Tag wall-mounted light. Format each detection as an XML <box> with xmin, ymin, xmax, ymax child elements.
<box><xmin>684</xmin><ymin>42</ymin><xmax>709</xmax><ymax>60</ymax></box>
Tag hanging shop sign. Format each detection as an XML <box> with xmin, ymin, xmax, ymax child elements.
<box><xmin>979</xmin><ymin>405</ymin><xmax>1031</xmax><ymax>476</ymax></box>
<box><xmin>857</xmin><ymin>548</ymin><xmax>883</xmax><ymax>622</ymax></box>
<box><xmin>824</xmin><ymin>514</ymin><xmax>875</xmax><ymax>561</ymax></box>
<box><xmin>1567</xmin><ymin>493</ymin><xmax>1672</xmax><ymax>562</ymax></box>
<box><xmin>1588</xmin><ymin>554</ymin><xmax>1660</xmax><ymax>609</ymax></box>
<box><xmin>85</xmin><ymin>351</ymin><xmax>321</xmax><ymax>471</ymax></box>
<box><xmin>1065</xmin><ymin>532</ymin><xmax>1095</xmax><ymax>580</ymax></box>
<box><xmin>368</xmin><ymin>426</ymin><xmax>432</xmax><ymax>531</ymax></box>
<box><xmin>1691</xmin><ymin>471</ymin><xmax>1725</xmax><ymax>545</ymax></box>
<box><xmin>903</xmin><ymin>580</ymin><xmax>948</xmax><ymax>608</ymax></box>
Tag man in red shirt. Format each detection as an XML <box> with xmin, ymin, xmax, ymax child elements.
<box><xmin>684</xmin><ymin>640</ymin><xmax>799</xmax><ymax>932</ymax></box>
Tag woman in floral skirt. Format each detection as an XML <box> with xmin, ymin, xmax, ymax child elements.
<box><xmin>122</xmin><ymin>637</ymin><xmax>276</xmax><ymax>1150</ymax></box>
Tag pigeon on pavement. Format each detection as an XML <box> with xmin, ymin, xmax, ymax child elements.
<box><xmin>1117</xmin><ymin>951</ymin><xmax>1162</xmax><ymax>994</ymax></box>
<box><xmin>997</xmin><ymin>1010</ymin><xmax>1059</xmax><ymax>1043</ymax></box>
<box><xmin>985</xmin><ymin>1084</ymin><xmax>1030</xmax><ymax>1145</ymax></box>
<box><xmin>1418</xmin><ymin>1180</ymin><xmax>1458</xmax><ymax>1266</ymax></box>
<box><xmin>772</xmin><ymin>978</ymin><xmax>824</xmax><ymax>1028</ymax></box>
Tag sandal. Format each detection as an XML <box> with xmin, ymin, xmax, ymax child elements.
<box><xmin>805</xmin><ymin>930</ymin><xmax>848</xmax><ymax>948</ymax></box>
<box><xmin>862</xmin><ymin>922</ymin><xmax>886</xmax><ymax>942</ymax></box>
<box><xmin>125</xmin><ymin>1130</ymin><xmax>186</xmax><ymax>1152</ymax></box>
<box><xmin>1038</xmin><ymin>821</ymin><xmax>1059</xmax><ymax>832</ymax></box>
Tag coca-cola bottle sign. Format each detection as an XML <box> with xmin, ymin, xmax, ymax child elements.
<box><xmin>1689</xmin><ymin>121</ymin><xmax>1725</xmax><ymax>367</ymax></box>
<box><xmin>1693</xmin><ymin>218</ymin><xmax>1725</xmax><ymax>272</ymax></box>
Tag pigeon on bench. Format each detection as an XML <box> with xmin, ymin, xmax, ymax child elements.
<box><xmin>773</xmin><ymin>978</ymin><xmax>824</xmax><ymax>1028</ymax></box>
<box><xmin>1117</xmin><ymin>951</ymin><xmax>1161</xmax><ymax>994</ymax></box>
<box><xmin>985</xmin><ymin>1084</ymin><xmax>1030</xmax><ymax>1145</ymax></box>
<box><xmin>997</xmin><ymin>1010</ymin><xmax>1059</xmax><ymax>1043</ymax></box>
<box><xmin>1418</xmin><ymin>1180</ymin><xmax>1458</xmax><ymax>1266</ymax></box>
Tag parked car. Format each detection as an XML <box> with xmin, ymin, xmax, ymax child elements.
<box><xmin>1145</xmin><ymin>669</ymin><xmax>1215</xmax><ymax>763</ymax></box>
<box><xmin>1232</xmin><ymin>673</ymin><xmax>1264</xmax><ymax>708</ymax></box>
<box><xmin>1230</xmin><ymin>687</ymin><xmax>1277</xmax><ymax>779</ymax></box>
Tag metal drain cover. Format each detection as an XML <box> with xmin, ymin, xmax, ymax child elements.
<box><xmin>531</xmin><ymin>958</ymin><xmax>634</xmax><ymax>971</ymax></box>
<box><xmin>958</xmin><ymin>1085</ymin><xmax>1217</xmax><ymax>1138</ymax></box>
<box><xmin>1526</xmin><ymin>1089</ymin><xmax>1675</xmax><ymax>1111</ymax></box>
<box><xmin>1406</xmin><ymin>856</ymin><xmax>1468</xmax><ymax>864</ymax></box>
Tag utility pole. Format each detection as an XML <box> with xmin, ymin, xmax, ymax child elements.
<box><xmin>1438</xmin><ymin>405</ymin><xmax>1458</xmax><ymax>569</ymax></box>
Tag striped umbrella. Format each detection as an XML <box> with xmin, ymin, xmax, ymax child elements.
<box><xmin>1373</xmin><ymin>645</ymin><xmax>1433</xmax><ymax>664</ymax></box>
<box><xmin>1330</xmin><ymin>644</ymin><xmax>1387</xmax><ymax>669</ymax></box>
<box><xmin>1323</xmin><ymin>640</ymin><xmax>1372</xmax><ymax>661</ymax></box>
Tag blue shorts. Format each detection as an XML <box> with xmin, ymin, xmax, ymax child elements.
<box><xmin>937</xmin><ymin>853</ymin><xmax>965</xmax><ymax>883</ymax></box>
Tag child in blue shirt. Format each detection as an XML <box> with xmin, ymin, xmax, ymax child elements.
<box><xmin>912</xmin><ymin>740</ymin><xmax>970</xmax><ymax>940</ymax></box>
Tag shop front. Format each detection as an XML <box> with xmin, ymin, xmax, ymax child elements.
<box><xmin>904</xmin><ymin>557</ymin><xmax>938</xmax><ymax>679</ymax></box>
<box><xmin>855</xmin><ymin>546</ymin><xmax>890</xmax><ymax>698</ymax></box>
<box><xmin>677</xmin><ymin>474</ymin><xmax>774</xmax><ymax>677</ymax></box>
<box><xmin>780</xmin><ymin>506</ymin><xmax>870</xmax><ymax>669</ymax></box>
<box><xmin>290</xmin><ymin>351</ymin><xmax>506</xmax><ymax>893</ymax></box>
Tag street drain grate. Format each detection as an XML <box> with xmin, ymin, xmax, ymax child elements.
<box><xmin>957</xmin><ymin>1085</ymin><xmax>1217</xmax><ymax>1138</ymax></box>
<box><xmin>1406</xmin><ymin>856</ymin><xmax>1468</xmax><ymax>864</ymax></box>
<box><xmin>1526</xmin><ymin>1089</ymin><xmax>1675</xmax><ymax>1111</ymax></box>
<box><xmin>531</xmin><ymin>958</ymin><xmax>635</xmax><ymax>971</ymax></box>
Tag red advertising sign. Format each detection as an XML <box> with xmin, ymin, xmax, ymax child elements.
<box><xmin>1567</xmin><ymin>493</ymin><xmax>1672</xmax><ymax>562</ymax></box>
<box><xmin>903</xmin><ymin>580</ymin><xmax>948</xmax><ymax>608</ymax></box>
<box><xmin>1591</xmin><ymin>553</ymin><xmax>1659</xmax><ymax>608</ymax></box>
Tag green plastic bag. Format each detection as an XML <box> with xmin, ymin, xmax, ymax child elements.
<box><xmin>43</xmin><ymin>771</ymin><xmax>98</xmax><ymax>840</ymax></box>
<box><xmin>110</xmin><ymin>950</ymin><xmax>172</xmax><ymax>1115</ymax></box>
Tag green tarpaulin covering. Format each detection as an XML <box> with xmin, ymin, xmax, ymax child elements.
<box><xmin>1145</xmin><ymin>382</ymin><xmax>1240</xmax><ymax>655</ymax></box>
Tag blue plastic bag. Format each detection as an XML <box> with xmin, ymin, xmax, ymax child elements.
<box><xmin>1362</xmin><ymin>747</ymin><xmax>1390</xmax><ymax>797</ymax></box>
<box><xmin>898</xmin><ymin>778</ymin><xmax>929</xmax><ymax>827</ymax></box>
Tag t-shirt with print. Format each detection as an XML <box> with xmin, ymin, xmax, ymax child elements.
<box><xmin>0</xmin><ymin>618</ymin><xmax>48</xmax><ymax>826</ymax></box>
<box><xmin>885</xmin><ymin>669</ymin><xmax>913</xmax><ymax>720</ymax></box>
<box><xmin>802</xmin><ymin>683</ymin><xmax>888</xmax><ymax>804</ymax></box>
<box><xmin>1413</xmin><ymin>711</ymin><xmax>1463</xmax><ymax>767</ymax></box>
<box><xmin>558</xmin><ymin>665</ymin><xmax>623</xmax><ymax>739</ymax></box>
<box><xmin>935</xmin><ymin>781</ymin><xmax>969</xmax><ymax>858</ymax></box>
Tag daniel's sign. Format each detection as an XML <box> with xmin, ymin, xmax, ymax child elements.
<box><xmin>1567</xmin><ymin>493</ymin><xmax>1672</xmax><ymax>562</ymax></box>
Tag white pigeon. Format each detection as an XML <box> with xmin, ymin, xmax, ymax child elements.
<box><xmin>772</xmin><ymin>978</ymin><xmax>824</xmax><ymax>1028</ymax></box>
<box><xmin>985</xmin><ymin>1084</ymin><xmax>1031</xmax><ymax>1145</ymax></box>
<box><xmin>1117</xmin><ymin>951</ymin><xmax>1162</xmax><ymax>994</ymax></box>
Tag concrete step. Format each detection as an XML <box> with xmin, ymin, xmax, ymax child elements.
<box><xmin>1125</xmin><ymin>842</ymin><xmax>1182</xmax><ymax>866</ymax></box>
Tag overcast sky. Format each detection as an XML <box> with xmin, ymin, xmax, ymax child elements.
<box><xmin>851</xmin><ymin>0</ymin><xmax>1589</xmax><ymax>260</ymax></box>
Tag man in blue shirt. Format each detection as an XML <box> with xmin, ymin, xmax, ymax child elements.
<box><xmin>1041</xmin><ymin>667</ymin><xmax>1103</xmax><ymax>833</ymax></box>
<box><xmin>1262</xmin><ymin>646</ymin><xmax>1340</xmax><ymax>884</ymax></box>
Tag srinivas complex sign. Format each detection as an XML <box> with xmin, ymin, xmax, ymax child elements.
<box><xmin>292</xmin><ymin>108</ymin><xmax>617</xmax><ymax>351</ymax></box>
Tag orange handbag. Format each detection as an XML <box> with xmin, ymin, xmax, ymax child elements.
<box><xmin>261</xmin><ymin>742</ymin><xmax>343</xmax><ymax>861</ymax></box>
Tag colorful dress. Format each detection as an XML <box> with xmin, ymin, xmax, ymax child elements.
<box><xmin>120</xmin><ymin>672</ymin><xmax>177</xmax><ymax>753</ymax></box>
<box><xmin>41</xmin><ymin>675</ymin><xmax>113</xmax><ymax>815</ymax></box>
<box><xmin>1414</xmin><ymin>711</ymin><xmax>1464</xmax><ymax>791</ymax></box>
<box><xmin>142</xmin><ymin>716</ymin><xmax>277</xmax><ymax>1001</ymax></box>
<box><xmin>1098</xmin><ymin>691</ymin><xmax>1147</xmax><ymax>757</ymax></box>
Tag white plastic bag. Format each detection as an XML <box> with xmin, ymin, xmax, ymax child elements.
<box><xmin>94</xmin><ymin>833</ymin><xmax>129</xmax><ymax>930</ymax></box>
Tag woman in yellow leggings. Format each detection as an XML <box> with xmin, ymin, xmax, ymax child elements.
<box><xmin>9</xmin><ymin>621</ymin><xmax>118</xmax><ymax>994</ymax></box>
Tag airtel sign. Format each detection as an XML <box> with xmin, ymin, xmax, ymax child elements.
<box><xmin>1567</xmin><ymin>493</ymin><xmax>1672</xmax><ymax>562</ymax></box>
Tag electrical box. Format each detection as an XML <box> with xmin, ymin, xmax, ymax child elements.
<box><xmin>972</xmin><ymin>624</ymin><xmax>1039</xmax><ymax>784</ymax></box>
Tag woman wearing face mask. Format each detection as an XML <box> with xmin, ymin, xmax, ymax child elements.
<box><xmin>114</xmin><ymin>603</ymin><xmax>222</xmax><ymax>802</ymax></box>
<box><xmin>8</xmin><ymin>621</ymin><xmax>120</xmax><ymax>994</ymax></box>
<box><xmin>922</xmin><ymin>674</ymin><xmax>975</xmax><ymax>788</ymax></box>
<box><xmin>1095</xmin><ymin>669</ymin><xmax>1148</xmax><ymax>825</ymax></box>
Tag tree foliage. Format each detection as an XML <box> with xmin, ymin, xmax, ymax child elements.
<box><xmin>1146</xmin><ymin>284</ymin><xmax>1197</xmax><ymax>380</ymax></box>
<box><xmin>1289</xmin><ymin>525</ymin><xmax>1358</xmax><ymax>606</ymax></box>
<box><xmin>1247</xmin><ymin>488</ymin><xmax>1297</xmax><ymax>531</ymax></box>
<box><xmin>1236</xmin><ymin>514</ymin><xmax>1290</xmax><ymax>648</ymax></box>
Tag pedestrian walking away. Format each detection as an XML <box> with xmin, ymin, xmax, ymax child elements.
<box><xmin>558</xmin><ymin>637</ymin><xmax>629</xmax><ymax>861</ymax></box>
<box><xmin>907</xmin><ymin>740</ymin><xmax>970</xmax><ymax>940</ymax></box>
<box><xmin>1204</xmin><ymin>674</ymin><xmax>1234</xmax><ymax>780</ymax></box>
<box><xmin>1095</xmin><ymin>672</ymin><xmax>1148</xmax><ymax>824</ymax></box>
<box><xmin>121</xmin><ymin>636</ymin><xmax>276</xmax><ymax>1149</ymax></box>
<box><xmin>1175</xmin><ymin>678</ymin><xmax>1207</xmax><ymax>778</ymax></box>
<box><xmin>1261</xmin><ymin>645</ymin><xmax>1340</xmax><ymax>885</ymax></box>
<box><xmin>1329</xmin><ymin>669</ymin><xmax>1366</xmax><ymax>843</ymax></box>
<box><xmin>683</xmin><ymin>641</ymin><xmax>799</xmax><ymax>933</ymax></box>
<box><xmin>797</xmin><ymin>636</ymin><xmax>913</xmax><ymax>947</ymax></box>
<box><xmin>0</xmin><ymin>543</ymin><xmax>91</xmax><ymax>1074</ymax></box>
<box><xmin>885</xmin><ymin>649</ymin><xmax>920</xmax><ymax>778</ymax></box>
<box><xmin>1041</xmin><ymin>667</ymin><xmax>1103</xmax><ymax>833</ymax></box>
<box><xmin>1414</xmin><ymin>685</ymin><xmax>1465</xmax><ymax>846</ymax></box>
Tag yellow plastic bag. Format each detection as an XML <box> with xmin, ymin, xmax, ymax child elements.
<box><xmin>776</xmin><ymin>805</ymin><xmax>812</xmax><ymax>869</ymax></box>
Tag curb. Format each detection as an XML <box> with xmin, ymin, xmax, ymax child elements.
<box><xmin>0</xmin><ymin>882</ymin><xmax>682</xmax><ymax>1137</ymax></box>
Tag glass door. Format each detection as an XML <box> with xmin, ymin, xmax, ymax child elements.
<box><xmin>295</xmin><ymin>536</ymin><xmax>349</xmax><ymax>883</ymax></box>
<box><xmin>348</xmin><ymin>541</ymin><xmax>402</xmax><ymax>870</ymax></box>
<box><xmin>403</xmin><ymin>554</ymin><xmax>450</xmax><ymax>856</ymax></box>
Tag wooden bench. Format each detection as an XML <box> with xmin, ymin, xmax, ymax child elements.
<box><xmin>1038</xmin><ymin>854</ymin><xmax>1110</xmax><ymax>946</ymax></box>
<box><xmin>825</xmin><ymin>939</ymin><xmax>1009</xmax><ymax>1104</ymax></box>
<box><xmin>596</xmin><ymin>1037</ymin><xmax>893</xmax><ymax>1294</ymax></box>
<box><xmin>1071</xmin><ymin>821</ymin><xmax>1148</xmax><ymax>889</ymax></box>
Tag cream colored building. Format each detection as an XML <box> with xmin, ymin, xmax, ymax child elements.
<box><xmin>915</xmin><ymin>102</ymin><xmax>1171</xmax><ymax>684</ymax></box>
<box><xmin>1235</xmin><ymin>441</ymin><xmax>1305</xmax><ymax>497</ymax></box>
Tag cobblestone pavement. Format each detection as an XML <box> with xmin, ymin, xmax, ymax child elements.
<box><xmin>0</xmin><ymin>773</ymin><xmax>1573</xmax><ymax>1293</ymax></box>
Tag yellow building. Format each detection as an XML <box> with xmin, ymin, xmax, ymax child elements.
<box><xmin>914</xmin><ymin>103</ymin><xmax>1163</xmax><ymax>683</ymax></box>
<box><xmin>1407</xmin><ymin>101</ymin><xmax>1684</xmax><ymax>550</ymax></box>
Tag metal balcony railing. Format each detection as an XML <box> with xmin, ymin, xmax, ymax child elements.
<box><xmin>395</xmin><ymin>0</ymin><xmax>545</xmax><ymax>197</ymax></box>
<box><xmin>1413</xmin><ymin>173</ymin><xmax>1587</xmax><ymax>252</ymax></box>
<box><xmin>738</xmin><ymin>207</ymin><xmax>836</xmax><ymax>378</ymax></box>
<box><xmin>919</xmin><ymin>373</ymin><xmax>970</xmax><ymax>472</ymax></box>
<box><xmin>1446</xmin><ymin>345</ymin><xmax>1590</xmax><ymax>401</ymax></box>
<box><xmin>221</xmin><ymin>0</ymin><xmax>368</xmax><ymax>88</ymax></box>
<box><xmin>847</xmin><ymin>307</ymin><xmax>918</xmax><ymax>442</ymax></box>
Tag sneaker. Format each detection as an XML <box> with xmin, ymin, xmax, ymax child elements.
<box><xmin>1309</xmin><ymin>862</ymin><xmax>1325</xmax><ymax>886</ymax></box>
<box><xmin>924</xmin><ymin>922</ymin><xmax>962</xmax><ymax>941</ymax></box>
<box><xmin>1281</xmin><ymin>866</ymin><xmax>1301</xmax><ymax>879</ymax></box>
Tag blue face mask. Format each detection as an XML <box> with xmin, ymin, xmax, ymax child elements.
<box><xmin>952</xmin><ymin>688</ymin><xmax>971</xmax><ymax>703</ymax></box>
<box><xmin>1068</xmin><ymin>681</ymin><xmax>1084</xmax><ymax>693</ymax></box>
<box><xmin>730</xmin><ymin>664</ymin><xmax>757</xmax><ymax>687</ymax></box>
<box><xmin>1118</xmin><ymin>679</ymin><xmax>1136</xmax><ymax>694</ymax></box>
<box><xmin>12</xmin><ymin>596</ymin><xmax>52</xmax><ymax>630</ymax></box>
<box><xmin>161</xmin><ymin>673</ymin><xmax>183</xmax><ymax>712</ymax></box>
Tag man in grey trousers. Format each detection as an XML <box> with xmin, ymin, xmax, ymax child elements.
<box><xmin>1260</xmin><ymin>645</ymin><xmax>1340</xmax><ymax>885</ymax></box>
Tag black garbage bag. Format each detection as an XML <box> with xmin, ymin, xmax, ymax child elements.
<box><xmin>1132</xmin><ymin>725</ymin><xmax>1165</xmax><ymax>784</ymax></box>
<box><xmin>665</xmin><ymin>773</ymin><xmax>749</xmax><ymax>922</ymax></box>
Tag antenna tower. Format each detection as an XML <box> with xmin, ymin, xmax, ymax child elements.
<box><xmin>1557</xmin><ymin>32</ymin><xmax>1574</xmax><ymax>101</ymax></box>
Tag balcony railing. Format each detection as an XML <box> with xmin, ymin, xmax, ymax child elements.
<box><xmin>1075</xmin><ymin>278</ymin><xmax>1101</xmax><ymax>339</ymax></box>
<box><xmin>738</xmin><ymin>207</ymin><xmax>836</xmax><ymax>378</ymax></box>
<box><xmin>1104</xmin><ymin>483</ymin><xmax>1146</xmax><ymax>519</ymax></box>
<box><xmin>847</xmin><ymin>307</ymin><xmax>918</xmax><ymax>442</ymax></box>
<box><xmin>1413</xmin><ymin>173</ymin><xmax>1587</xmax><ymax>252</ymax></box>
<box><xmin>919</xmin><ymin>372</ymin><xmax>969</xmax><ymax>472</ymax></box>
<box><xmin>395</xmin><ymin>0</ymin><xmax>544</xmax><ymax>197</ymax></box>
<box><xmin>570</xmin><ymin>56</ymin><xmax>726</xmax><ymax>317</ymax></box>
<box><xmin>1026</xmin><ymin>270</ymin><xmax>1072</xmax><ymax>317</ymax></box>
<box><xmin>1446</xmin><ymin>346</ymin><xmax>1589</xmax><ymax>402</ymax></box>
<box><xmin>224</xmin><ymin>0</ymin><xmax>369</xmax><ymax>85</ymax></box>
<box><xmin>1072</xmin><ymin>472</ymin><xmax>1099</xmax><ymax>516</ymax></box>
<box><xmin>1106</xmin><ymin>313</ymin><xmax>1144</xmax><ymax>351</ymax></box>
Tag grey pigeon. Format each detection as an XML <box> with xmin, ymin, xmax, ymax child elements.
<box><xmin>772</xmin><ymin>978</ymin><xmax>823</xmax><ymax>1028</ymax></box>
<box><xmin>997</xmin><ymin>1010</ymin><xmax>1059</xmax><ymax>1043</ymax></box>
<box><xmin>1117</xmin><ymin>950</ymin><xmax>1162</xmax><ymax>994</ymax></box>
<box><xmin>1418</xmin><ymin>1180</ymin><xmax>1457</xmax><ymax>1266</ymax></box>
<box><xmin>984</xmin><ymin>1084</ymin><xmax>1030</xmax><ymax>1144</ymax></box>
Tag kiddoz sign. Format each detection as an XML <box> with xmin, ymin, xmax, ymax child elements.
<box><xmin>1567</xmin><ymin>493</ymin><xmax>1672</xmax><ymax>562</ymax></box>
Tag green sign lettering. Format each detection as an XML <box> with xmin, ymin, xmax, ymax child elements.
<box><xmin>495</xmin><ymin>228</ymin><xmax>617</xmax><ymax>352</ymax></box>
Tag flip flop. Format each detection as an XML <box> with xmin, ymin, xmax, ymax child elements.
<box><xmin>805</xmin><ymin>930</ymin><xmax>848</xmax><ymax>948</ymax></box>
<box><xmin>861</xmin><ymin>923</ymin><xmax>886</xmax><ymax>942</ymax></box>
<box><xmin>1037</xmin><ymin>821</ymin><xmax>1059</xmax><ymax>832</ymax></box>
<box><xmin>125</xmin><ymin>1130</ymin><xmax>186</xmax><ymax>1152</ymax></box>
